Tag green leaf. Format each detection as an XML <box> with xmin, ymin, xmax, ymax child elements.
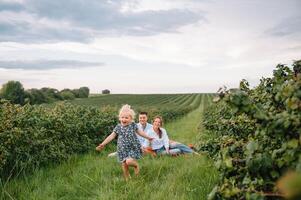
<box><xmin>287</xmin><ymin>139</ymin><xmax>299</xmax><ymax>149</ymax></box>
<box><xmin>225</xmin><ymin>158</ymin><xmax>233</xmax><ymax>168</ymax></box>
<box><xmin>270</xmin><ymin>170</ymin><xmax>280</xmax><ymax>178</ymax></box>
<box><xmin>243</xmin><ymin>176</ymin><xmax>251</xmax><ymax>185</ymax></box>
<box><xmin>246</xmin><ymin>141</ymin><xmax>258</xmax><ymax>155</ymax></box>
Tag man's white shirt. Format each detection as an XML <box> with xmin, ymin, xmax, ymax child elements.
<box><xmin>136</xmin><ymin>122</ymin><xmax>153</xmax><ymax>148</ymax></box>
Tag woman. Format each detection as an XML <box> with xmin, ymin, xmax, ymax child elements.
<box><xmin>145</xmin><ymin>116</ymin><xmax>181</xmax><ymax>155</ymax></box>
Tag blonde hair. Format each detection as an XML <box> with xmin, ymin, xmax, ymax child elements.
<box><xmin>119</xmin><ymin>104</ymin><xmax>135</xmax><ymax>121</ymax></box>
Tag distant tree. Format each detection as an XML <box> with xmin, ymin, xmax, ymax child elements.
<box><xmin>26</xmin><ymin>88</ymin><xmax>47</xmax><ymax>104</ymax></box>
<box><xmin>78</xmin><ymin>87</ymin><xmax>89</xmax><ymax>98</ymax></box>
<box><xmin>72</xmin><ymin>89</ymin><xmax>80</xmax><ymax>98</ymax></box>
<box><xmin>60</xmin><ymin>90</ymin><xmax>75</xmax><ymax>100</ymax></box>
<box><xmin>102</xmin><ymin>89</ymin><xmax>110</xmax><ymax>94</ymax></box>
<box><xmin>0</xmin><ymin>81</ymin><xmax>25</xmax><ymax>104</ymax></box>
<box><xmin>60</xmin><ymin>88</ymin><xmax>72</xmax><ymax>97</ymax></box>
<box><xmin>24</xmin><ymin>91</ymin><xmax>31</xmax><ymax>104</ymax></box>
<box><xmin>41</xmin><ymin>87</ymin><xmax>62</xmax><ymax>102</ymax></box>
<box><xmin>60</xmin><ymin>88</ymin><xmax>72</xmax><ymax>93</ymax></box>
<box><xmin>293</xmin><ymin>60</ymin><xmax>301</xmax><ymax>76</ymax></box>
<box><xmin>0</xmin><ymin>83</ymin><xmax>90</xmax><ymax>105</ymax></box>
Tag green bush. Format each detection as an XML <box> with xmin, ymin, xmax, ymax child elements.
<box><xmin>198</xmin><ymin>60</ymin><xmax>301</xmax><ymax>199</ymax></box>
<box><xmin>0</xmin><ymin>101</ymin><xmax>117</xmax><ymax>178</ymax></box>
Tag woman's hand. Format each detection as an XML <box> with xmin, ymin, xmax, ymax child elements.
<box><xmin>96</xmin><ymin>144</ymin><xmax>105</xmax><ymax>151</ymax></box>
<box><xmin>166</xmin><ymin>149</ymin><xmax>170</xmax><ymax>154</ymax></box>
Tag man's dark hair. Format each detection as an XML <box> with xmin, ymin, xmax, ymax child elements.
<box><xmin>139</xmin><ymin>111</ymin><xmax>148</xmax><ymax>116</ymax></box>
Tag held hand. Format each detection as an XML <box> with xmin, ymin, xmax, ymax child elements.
<box><xmin>148</xmin><ymin>137</ymin><xmax>154</xmax><ymax>142</ymax></box>
<box><xmin>96</xmin><ymin>144</ymin><xmax>105</xmax><ymax>151</ymax></box>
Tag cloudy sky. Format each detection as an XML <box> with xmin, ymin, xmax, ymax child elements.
<box><xmin>0</xmin><ymin>0</ymin><xmax>300</xmax><ymax>93</ymax></box>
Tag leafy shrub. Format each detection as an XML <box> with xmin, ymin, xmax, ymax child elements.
<box><xmin>198</xmin><ymin>60</ymin><xmax>301</xmax><ymax>199</ymax></box>
<box><xmin>0</xmin><ymin>101</ymin><xmax>117</xmax><ymax>178</ymax></box>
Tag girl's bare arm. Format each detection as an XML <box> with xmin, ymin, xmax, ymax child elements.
<box><xmin>96</xmin><ymin>132</ymin><xmax>117</xmax><ymax>151</ymax></box>
<box><xmin>136</xmin><ymin>129</ymin><xmax>152</xmax><ymax>140</ymax></box>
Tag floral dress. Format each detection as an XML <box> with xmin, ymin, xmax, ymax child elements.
<box><xmin>113</xmin><ymin>122</ymin><xmax>142</xmax><ymax>162</ymax></box>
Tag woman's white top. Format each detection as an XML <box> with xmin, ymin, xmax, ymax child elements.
<box><xmin>146</xmin><ymin>127</ymin><xmax>169</xmax><ymax>150</ymax></box>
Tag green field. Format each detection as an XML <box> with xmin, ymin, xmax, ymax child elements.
<box><xmin>63</xmin><ymin>93</ymin><xmax>202</xmax><ymax>109</ymax></box>
<box><xmin>62</xmin><ymin>93</ymin><xmax>204</xmax><ymax>123</ymax></box>
<box><xmin>0</xmin><ymin>93</ymin><xmax>218</xmax><ymax>200</ymax></box>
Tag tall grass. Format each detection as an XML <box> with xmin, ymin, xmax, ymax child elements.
<box><xmin>1</xmin><ymin>150</ymin><xmax>217</xmax><ymax>200</ymax></box>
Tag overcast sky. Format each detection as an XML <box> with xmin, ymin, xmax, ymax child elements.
<box><xmin>0</xmin><ymin>0</ymin><xmax>300</xmax><ymax>93</ymax></box>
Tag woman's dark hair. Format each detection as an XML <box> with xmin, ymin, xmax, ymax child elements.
<box><xmin>153</xmin><ymin>116</ymin><xmax>163</xmax><ymax>138</ymax></box>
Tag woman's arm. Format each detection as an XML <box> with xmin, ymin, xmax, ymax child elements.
<box><xmin>96</xmin><ymin>132</ymin><xmax>117</xmax><ymax>151</ymax></box>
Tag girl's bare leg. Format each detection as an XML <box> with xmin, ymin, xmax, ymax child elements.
<box><xmin>125</xmin><ymin>158</ymin><xmax>140</xmax><ymax>176</ymax></box>
<box><xmin>121</xmin><ymin>162</ymin><xmax>130</xmax><ymax>181</ymax></box>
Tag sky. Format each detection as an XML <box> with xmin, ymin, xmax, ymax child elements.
<box><xmin>0</xmin><ymin>0</ymin><xmax>300</xmax><ymax>94</ymax></box>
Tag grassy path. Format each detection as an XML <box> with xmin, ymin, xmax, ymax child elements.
<box><xmin>165</xmin><ymin>94</ymin><xmax>206</xmax><ymax>144</ymax></box>
<box><xmin>1</xmin><ymin>95</ymin><xmax>218</xmax><ymax>200</ymax></box>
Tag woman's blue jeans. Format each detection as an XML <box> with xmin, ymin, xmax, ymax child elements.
<box><xmin>154</xmin><ymin>146</ymin><xmax>181</xmax><ymax>155</ymax></box>
<box><xmin>169</xmin><ymin>143</ymin><xmax>193</xmax><ymax>154</ymax></box>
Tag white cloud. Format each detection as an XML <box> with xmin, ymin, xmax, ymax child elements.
<box><xmin>0</xmin><ymin>0</ymin><xmax>300</xmax><ymax>93</ymax></box>
<box><xmin>0</xmin><ymin>0</ymin><xmax>24</xmax><ymax>3</ymax></box>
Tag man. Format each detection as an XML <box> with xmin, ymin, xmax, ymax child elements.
<box><xmin>136</xmin><ymin>112</ymin><xmax>153</xmax><ymax>149</ymax></box>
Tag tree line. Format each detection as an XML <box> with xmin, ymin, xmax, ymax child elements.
<box><xmin>0</xmin><ymin>81</ymin><xmax>90</xmax><ymax>105</ymax></box>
